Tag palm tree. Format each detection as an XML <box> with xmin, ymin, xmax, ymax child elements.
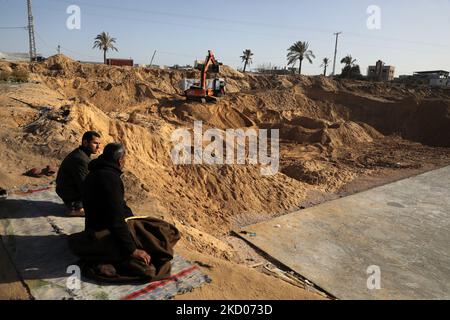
<box><xmin>340</xmin><ymin>55</ymin><xmax>356</xmax><ymax>68</ymax></box>
<box><xmin>92</xmin><ymin>32</ymin><xmax>118</xmax><ymax>64</ymax></box>
<box><xmin>240</xmin><ymin>49</ymin><xmax>254</xmax><ymax>73</ymax></box>
<box><xmin>287</xmin><ymin>41</ymin><xmax>315</xmax><ymax>75</ymax></box>
<box><xmin>320</xmin><ymin>57</ymin><xmax>330</xmax><ymax>76</ymax></box>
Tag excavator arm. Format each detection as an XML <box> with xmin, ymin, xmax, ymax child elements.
<box><xmin>184</xmin><ymin>50</ymin><xmax>224</xmax><ymax>102</ymax></box>
<box><xmin>200</xmin><ymin>50</ymin><xmax>219</xmax><ymax>90</ymax></box>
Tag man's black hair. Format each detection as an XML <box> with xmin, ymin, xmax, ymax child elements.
<box><xmin>82</xmin><ymin>131</ymin><xmax>101</xmax><ymax>143</ymax></box>
<box><xmin>102</xmin><ymin>143</ymin><xmax>125</xmax><ymax>163</ymax></box>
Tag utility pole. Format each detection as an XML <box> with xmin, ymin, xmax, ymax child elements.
<box><xmin>332</xmin><ymin>32</ymin><xmax>342</xmax><ymax>76</ymax></box>
<box><xmin>27</xmin><ymin>0</ymin><xmax>37</xmax><ymax>62</ymax></box>
<box><xmin>150</xmin><ymin>50</ymin><xmax>157</xmax><ymax>66</ymax></box>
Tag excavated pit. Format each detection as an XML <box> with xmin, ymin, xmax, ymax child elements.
<box><xmin>1</xmin><ymin>54</ymin><xmax>450</xmax><ymax>259</ymax></box>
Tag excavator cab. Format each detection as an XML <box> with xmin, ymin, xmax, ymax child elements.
<box><xmin>210</xmin><ymin>64</ymin><xmax>220</xmax><ymax>73</ymax></box>
<box><xmin>184</xmin><ymin>50</ymin><xmax>225</xmax><ymax>103</ymax></box>
<box><xmin>194</xmin><ymin>61</ymin><xmax>220</xmax><ymax>73</ymax></box>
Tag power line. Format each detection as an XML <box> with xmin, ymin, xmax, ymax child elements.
<box><xmin>30</xmin><ymin>3</ymin><xmax>450</xmax><ymax>55</ymax></box>
<box><xmin>34</xmin><ymin>5</ymin><xmax>301</xmax><ymax>43</ymax></box>
<box><xmin>157</xmin><ymin>50</ymin><xmax>197</xmax><ymax>59</ymax></box>
<box><xmin>41</xmin><ymin>0</ymin><xmax>450</xmax><ymax>49</ymax></box>
<box><xmin>9</xmin><ymin>0</ymin><xmax>448</xmax><ymax>72</ymax></box>
<box><xmin>43</xmin><ymin>0</ymin><xmax>333</xmax><ymax>34</ymax></box>
<box><xmin>60</xmin><ymin>45</ymin><xmax>99</xmax><ymax>60</ymax></box>
<box><xmin>33</xmin><ymin>31</ymin><xmax>55</xmax><ymax>51</ymax></box>
<box><xmin>34</xmin><ymin>30</ymin><xmax>99</xmax><ymax>60</ymax></box>
<box><xmin>0</xmin><ymin>26</ymin><xmax>27</xmax><ymax>30</ymax></box>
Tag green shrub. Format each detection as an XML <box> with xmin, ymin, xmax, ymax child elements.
<box><xmin>0</xmin><ymin>70</ymin><xmax>11</xmax><ymax>81</ymax></box>
<box><xmin>339</xmin><ymin>65</ymin><xmax>363</xmax><ymax>80</ymax></box>
<box><xmin>11</xmin><ymin>69</ymin><xmax>29</xmax><ymax>82</ymax></box>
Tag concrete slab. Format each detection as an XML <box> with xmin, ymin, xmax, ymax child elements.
<box><xmin>238</xmin><ymin>166</ymin><xmax>450</xmax><ymax>300</ymax></box>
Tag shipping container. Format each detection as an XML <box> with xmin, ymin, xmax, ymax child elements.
<box><xmin>106</xmin><ymin>58</ymin><xmax>134</xmax><ymax>67</ymax></box>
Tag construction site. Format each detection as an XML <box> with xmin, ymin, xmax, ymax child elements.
<box><xmin>0</xmin><ymin>0</ymin><xmax>450</xmax><ymax>302</ymax></box>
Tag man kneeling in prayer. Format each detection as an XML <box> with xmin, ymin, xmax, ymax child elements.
<box><xmin>68</xmin><ymin>143</ymin><xmax>180</xmax><ymax>282</ymax></box>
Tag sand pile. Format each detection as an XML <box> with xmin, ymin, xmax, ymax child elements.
<box><xmin>14</xmin><ymin>100</ymin><xmax>309</xmax><ymax>258</ymax></box>
<box><xmin>16</xmin><ymin>55</ymin><xmax>448</xmax><ymax>148</ymax></box>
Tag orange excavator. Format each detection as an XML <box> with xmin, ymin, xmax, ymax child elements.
<box><xmin>184</xmin><ymin>50</ymin><xmax>225</xmax><ymax>102</ymax></box>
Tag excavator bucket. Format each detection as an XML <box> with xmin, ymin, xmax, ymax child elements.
<box><xmin>210</xmin><ymin>64</ymin><xmax>220</xmax><ymax>73</ymax></box>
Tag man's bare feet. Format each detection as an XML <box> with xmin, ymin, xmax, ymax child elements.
<box><xmin>68</xmin><ymin>208</ymin><xmax>85</xmax><ymax>217</ymax></box>
<box><xmin>98</xmin><ymin>264</ymin><xmax>117</xmax><ymax>277</ymax></box>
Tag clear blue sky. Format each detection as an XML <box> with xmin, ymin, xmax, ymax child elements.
<box><xmin>1</xmin><ymin>0</ymin><xmax>449</xmax><ymax>76</ymax></box>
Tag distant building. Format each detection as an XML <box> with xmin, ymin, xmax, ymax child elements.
<box><xmin>415</xmin><ymin>70</ymin><xmax>450</xmax><ymax>88</ymax></box>
<box><xmin>78</xmin><ymin>60</ymin><xmax>103</xmax><ymax>65</ymax></box>
<box><xmin>256</xmin><ymin>66</ymin><xmax>293</xmax><ymax>75</ymax></box>
<box><xmin>430</xmin><ymin>78</ymin><xmax>450</xmax><ymax>87</ymax></box>
<box><xmin>0</xmin><ymin>52</ymin><xmax>34</xmax><ymax>62</ymax></box>
<box><xmin>169</xmin><ymin>64</ymin><xmax>194</xmax><ymax>71</ymax></box>
<box><xmin>367</xmin><ymin>60</ymin><xmax>395</xmax><ymax>81</ymax></box>
<box><xmin>413</xmin><ymin>70</ymin><xmax>449</xmax><ymax>80</ymax></box>
<box><xmin>396</xmin><ymin>70</ymin><xmax>449</xmax><ymax>87</ymax></box>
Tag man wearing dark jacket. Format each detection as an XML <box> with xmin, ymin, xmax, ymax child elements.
<box><xmin>82</xmin><ymin>143</ymin><xmax>149</xmax><ymax>265</ymax></box>
<box><xmin>69</xmin><ymin>143</ymin><xmax>180</xmax><ymax>282</ymax></box>
<box><xmin>56</xmin><ymin>131</ymin><xmax>101</xmax><ymax>217</ymax></box>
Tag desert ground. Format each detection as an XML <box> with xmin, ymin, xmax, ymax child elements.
<box><xmin>0</xmin><ymin>55</ymin><xmax>449</xmax><ymax>299</ymax></box>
